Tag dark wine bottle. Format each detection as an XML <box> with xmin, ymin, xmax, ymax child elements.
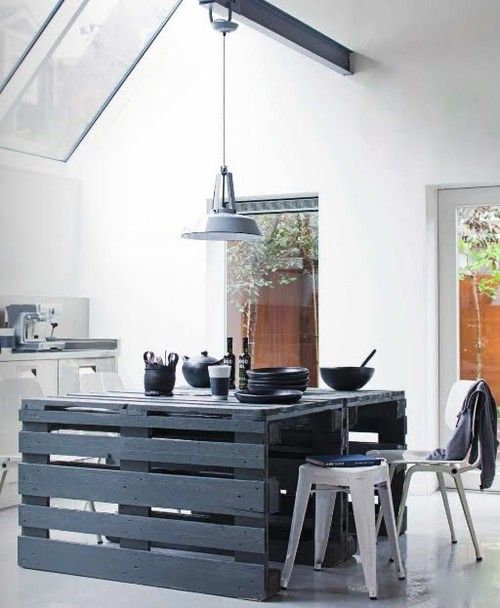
<box><xmin>223</xmin><ymin>337</ymin><xmax>236</xmax><ymax>389</ymax></box>
<box><xmin>238</xmin><ymin>337</ymin><xmax>251</xmax><ymax>390</ymax></box>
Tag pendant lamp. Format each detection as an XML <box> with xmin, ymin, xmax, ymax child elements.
<box><xmin>182</xmin><ymin>4</ymin><xmax>263</xmax><ymax>241</ymax></box>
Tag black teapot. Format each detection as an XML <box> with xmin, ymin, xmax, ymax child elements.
<box><xmin>182</xmin><ymin>350</ymin><xmax>223</xmax><ymax>388</ymax></box>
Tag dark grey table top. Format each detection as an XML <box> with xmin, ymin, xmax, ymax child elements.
<box><xmin>23</xmin><ymin>388</ymin><xmax>405</xmax><ymax>421</ymax></box>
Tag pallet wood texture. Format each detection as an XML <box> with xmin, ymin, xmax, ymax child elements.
<box><xmin>18</xmin><ymin>388</ymin><xmax>405</xmax><ymax>600</ymax></box>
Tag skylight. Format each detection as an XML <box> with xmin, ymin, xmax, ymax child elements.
<box><xmin>0</xmin><ymin>0</ymin><xmax>181</xmax><ymax>161</ymax></box>
<box><xmin>0</xmin><ymin>0</ymin><xmax>63</xmax><ymax>92</ymax></box>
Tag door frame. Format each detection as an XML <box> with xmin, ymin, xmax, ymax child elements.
<box><xmin>435</xmin><ymin>185</ymin><xmax>500</xmax><ymax>491</ymax></box>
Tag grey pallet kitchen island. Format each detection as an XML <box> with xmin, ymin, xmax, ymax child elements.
<box><xmin>18</xmin><ymin>388</ymin><xmax>406</xmax><ymax>600</ymax></box>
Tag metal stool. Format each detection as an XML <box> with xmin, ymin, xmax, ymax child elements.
<box><xmin>281</xmin><ymin>461</ymin><xmax>405</xmax><ymax>600</ymax></box>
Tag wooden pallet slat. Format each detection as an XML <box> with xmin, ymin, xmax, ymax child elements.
<box><xmin>20</xmin><ymin>408</ymin><xmax>266</xmax><ymax>433</ymax></box>
<box><xmin>19</xmin><ymin>505</ymin><xmax>266</xmax><ymax>553</ymax></box>
<box><xmin>19</xmin><ymin>463</ymin><xmax>268</xmax><ymax>517</ymax></box>
<box><xmin>19</xmin><ymin>431</ymin><xmax>266</xmax><ymax>469</ymax></box>
<box><xmin>18</xmin><ymin>537</ymin><xmax>268</xmax><ymax>600</ymax></box>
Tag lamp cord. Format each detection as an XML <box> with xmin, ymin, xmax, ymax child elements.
<box><xmin>222</xmin><ymin>31</ymin><xmax>226</xmax><ymax>168</ymax></box>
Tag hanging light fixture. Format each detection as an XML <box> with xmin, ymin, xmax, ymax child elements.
<box><xmin>182</xmin><ymin>3</ymin><xmax>263</xmax><ymax>241</ymax></box>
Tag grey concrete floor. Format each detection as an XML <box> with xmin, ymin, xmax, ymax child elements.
<box><xmin>1</xmin><ymin>491</ymin><xmax>500</xmax><ymax>608</ymax></box>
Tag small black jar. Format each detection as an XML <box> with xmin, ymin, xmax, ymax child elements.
<box><xmin>144</xmin><ymin>364</ymin><xmax>176</xmax><ymax>396</ymax></box>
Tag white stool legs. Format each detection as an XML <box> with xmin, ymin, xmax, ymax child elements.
<box><xmin>280</xmin><ymin>467</ymin><xmax>313</xmax><ymax>588</ymax></box>
<box><xmin>377</xmin><ymin>481</ymin><xmax>405</xmax><ymax>580</ymax></box>
<box><xmin>281</xmin><ymin>462</ymin><xmax>404</xmax><ymax>600</ymax></box>
<box><xmin>314</xmin><ymin>485</ymin><xmax>337</xmax><ymax>570</ymax></box>
<box><xmin>350</xmin><ymin>478</ymin><xmax>379</xmax><ymax>599</ymax></box>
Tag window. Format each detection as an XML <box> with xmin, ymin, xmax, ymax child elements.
<box><xmin>226</xmin><ymin>195</ymin><xmax>319</xmax><ymax>385</ymax></box>
<box><xmin>0</xmin><ymin>0</ymin><xmax>181</xmax><ymax>160</ymax></box>
<box><xmin>457</xmin><ymin>205</ymin><xmax>500</xmax><ymax>396</ymax></box>
<box><xmin>0</xmin><ymin>0</ymin><xmax>63</xmax><ymax>92</ymax></box>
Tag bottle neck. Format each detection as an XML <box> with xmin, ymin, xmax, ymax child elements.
<box><xmin>226</xmin><ymin>337</ymin><xmax>233</xmax><ymax>354</ymax></box>
<box><xmin>242</xmin><ymin>338</ymin><xmax>249</xmax><ymax>355</ymax></box>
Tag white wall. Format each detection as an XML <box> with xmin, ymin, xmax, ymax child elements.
<box><xmin>4</xmin><ymin>0</ymin><xmax>500</xmax><ymax>458</ymax></box>
<box><xmin>0</xmin><ymin>165</ymin><xmax>81</xmax><ymax>296</ymax></box>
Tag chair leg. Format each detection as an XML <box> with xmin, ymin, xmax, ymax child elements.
<box><xmin>454</xmin><ymin>474</ymin><xmax>482</xmax><ymax>561</ymax></box>
<box><xmin>281</xmin><ymin>469</ymin><xmax>313</xmax><ymax>588</ymax></box>
<box><xmin>86</xmin><ymin>500</ymin><xmax>103</xmax><ymax>545</ymax></box>
<box><xmin>0</xmin><ymin>466</ymin><xmax>8</xmax><ymax>496</ymax></box>
<box><xmin>377</xmin><ymin>481</ymin><xmax>405</xmax><ymax>579</ymax></box>
<box><xmin>314</xmin><ymin>486</ymin><xmax>337</xmax><ymax>570</ymax></box>
<box><xmin>350</xmin><ymin>479</ymin><xmax>378</xmax><ymax>600</ymax></box>
<box><xmin>376</xmin><ymin>464</ymin><xmax>396</xmax><ymax>540</ymax></box>
<box><xmin>396</xmin><ymin>466</ymin><xmax>417</xmax><ymax>535</ymax></box>
<box><xmin>437</xmin><ymin>472</ymin><xmax>456</xmax><ymax>544</ymax></box>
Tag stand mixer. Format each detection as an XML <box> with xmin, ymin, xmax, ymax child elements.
<box><xmin>5</xmin><ymin>304</ymin><xmax>65</xmax><ymax>351</ymax></box>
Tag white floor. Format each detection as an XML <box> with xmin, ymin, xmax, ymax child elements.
<box><xmin>1</xmin><ymin>491</ymin><xmax>500</xmax><ymax>608</ymax></box>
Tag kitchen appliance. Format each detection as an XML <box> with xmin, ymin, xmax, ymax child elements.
<box><xmin>6</xmin><ymin>304</ymin><xmax>64</xmax><ymax>351</ymax></box>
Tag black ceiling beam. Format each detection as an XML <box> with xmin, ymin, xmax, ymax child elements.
<box><xmin>200</xmin><ymin>0</ymin><xmax>353</xmax><ymax>75</ymax></box>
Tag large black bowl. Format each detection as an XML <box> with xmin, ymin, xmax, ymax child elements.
<box><xmin>320</xmin><ymin>367</ymin><xmax>374</xmax><ymax>391</ymax></box>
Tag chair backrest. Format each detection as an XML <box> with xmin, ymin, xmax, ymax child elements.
<box><xmin>445</xmin><ymin>380</ymin><xmax>477</xmax><ymax>430</ymax></box>
<box><xmin>79</xmin><ymin>371</ymin><xmax>124</xmax><ymax>393</ymax></box>
<box><xmin>79</xmin><ymin>371</ymin><xmax>105</xmax><ymax>393</ymax></box>
<box><xmin>100</xmin><ymin>372</ymin><xmax>124</xmax><ymax>392</ymax></box>
<box><xmin>0</xmin><ymin>377</ymin><xmax>44</xmax><ymax>456</ymax></box>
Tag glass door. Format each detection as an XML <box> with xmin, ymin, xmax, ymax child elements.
<box><xmin>438</xmin><ymin>187</ymin><xmax>500</xmax><ymax>490</ymax></box>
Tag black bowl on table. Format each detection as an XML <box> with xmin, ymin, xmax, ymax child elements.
<box><xmin>235</xmin><ymin>389</ymin><xmax>303</xmax><ymax>405</ymax></box>
<box><xmin>320</xmin><ymin>366</ymin><xmax>374</xmax><ymax>391</ymax></box>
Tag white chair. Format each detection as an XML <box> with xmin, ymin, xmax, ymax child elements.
<box><xmin>0</xmin><ymin>377</ymin><xmax>43</xmax><ymax>502</ymax></box>
<box><xmin>100</xmin><ymin>371</ymin><xmax>124</xmax><ymax>392</ymax></box>
<box><xmin>79</xmin><ymin>371</ymin><xmax>104</xmax><ymax>393</ymax></box>
<box><xmin>0</xmin><ymin>377</ymin><xmax>102</xmax><ymax>543</ymax></box>
<box><xmin>281</xmin><ymin>461</ymin><xmax>405</xmax><ymax>600</ymax></box>
<box><xmin>368</xmin><ymin>380</ymin><xmax>483</xmax><ymax>561</ymax></box>
<box><xmin>79</xmin><ymin>371</ymin><xmax>124</xmax><ymax>393</ymax></box>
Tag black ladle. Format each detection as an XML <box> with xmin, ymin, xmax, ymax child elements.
<box><xmin>360</xmin><ymin>349</ymin><xmax>376</xmax><ymax>367</ymax></box>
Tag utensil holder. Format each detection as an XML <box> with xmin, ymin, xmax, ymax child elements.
<box><xmin>144</xmin><ymin>364</ymin><xmax>176</xmax><ymax>396</ymax></box>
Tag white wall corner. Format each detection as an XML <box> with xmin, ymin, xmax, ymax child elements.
<box><xmin>425</xmin><ymin>186</ymin><xmax>440</xmax><ymax>451</ymax></box>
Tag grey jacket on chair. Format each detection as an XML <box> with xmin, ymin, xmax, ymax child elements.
<box><xmin>428</xmin><ymin>380</ymin><xmax>498</xmax><ymax>489</ymax></box>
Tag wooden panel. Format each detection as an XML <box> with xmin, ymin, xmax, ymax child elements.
<box><xmin>20</xmin><ymin>408</ymin><xmax>266</xmax><ymax>433</ymax></box>
<box><xmin>19</xmin><ymin>463</ymin><xmax>266</xmax><ymax>517</ymax></box>
<box><xmin>18</xmin><ymin>537</ymin><xmax>268</xmax><ymax>600</ymax></box>
<box><xmin>19</xmin><ymin>505</ymin><xmax>265</xmax><ymax>553</ymax></box>
<box><xmin>20</xmin><ymin>432</ymin><xmax>265</xmax><ymax>469</ymax></box>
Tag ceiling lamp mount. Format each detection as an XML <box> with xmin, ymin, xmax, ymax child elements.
<box><xmin>182</xmin><ymin>2</ymin><xmax>263</xmax><ymax>242</ymax></box>
<box><xmin>209</xmin><ymin>1</ymin><xmax>238</xmax><ymax>34</ymax></box>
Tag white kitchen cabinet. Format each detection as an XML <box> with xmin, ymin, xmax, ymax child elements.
<box><xmin>0</xmin><ymin>360</ymin><xmax>58</xmax><ymax>395</ymax></box>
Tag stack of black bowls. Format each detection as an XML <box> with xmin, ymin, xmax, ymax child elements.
<box><xmin>247</xmin><ymin>367</ymin><xmax>309</xmax><ymax>393</ymax></box>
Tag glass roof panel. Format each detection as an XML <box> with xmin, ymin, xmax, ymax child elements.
<box><xmin>0</xmin><ymin>0</ymin><xmax>180</xmax><ymax>161</ymax></box>
<box><xmin>0</xmin><ymin>0</ymin><xmax>63</xmax><ymax>91</ymax></box>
